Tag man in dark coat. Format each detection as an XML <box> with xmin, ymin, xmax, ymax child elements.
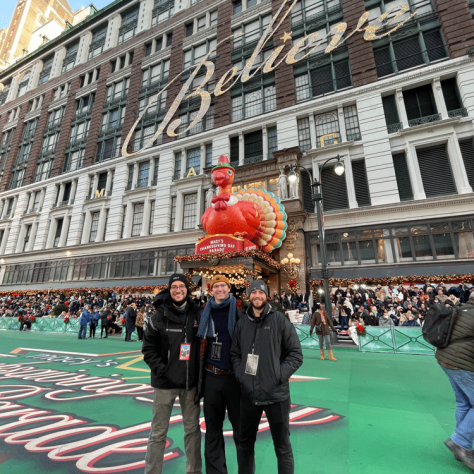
<box><xmin>124</xmin><ymin>302</ymin><xmax>137</xmax><ymax>341</ymax></box>
<box><xmin>142</xmin><ymin>274</ymin><xmax>202</xmax><ymax>474</ymax></box>
<box><xmin>231</xmin><ymin>281</ymin><xmax>303</xmax><ymax>474</ymax></box>
<box><xmin>437</xmin><ymin>294</ymin><xmax>474</xmax><ymax>471</ymax></box>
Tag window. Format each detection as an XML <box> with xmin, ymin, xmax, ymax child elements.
<box><xmin>244</xmin><ymin>130</ymin><xmax>263</xmax><ymax>164</ymax></box>
<box><xmin>178</xmin><ymin>105</ymin><xmax>214</xmax><ymax>137</ymax></box>
<box><xmin>16</xmin><ymin>73</ymin><xmax>30</xmax><ymax>98</ymax></box>
<box><xmin>174</xmin><ymin>152</ymin><xmax>182</xmax><ymax>180</ymax></box>
<box><xmin>132</xmin><ymin>203</ymin><xmax>144</xmax><ymax>237</ymax></box>
<box><xmin>126</xmin><ymin>164</ymin><xmax>134</xmax><ymax>191</ymax></box>
<box><xmin>416</xmin><ymin>145</ymin><xmax>456</xmax><ymax>198</ymax></box>
<box><xmin>392</xmin><ymin>152</ymin><xmax>413</xmax><ymax>201</ymax></box>
<box><xmin>89</xmin><ymin>212</ymin><xmax>100</xmax><ymax>242</ymax></box>
<box><xmin>96</xmin><ymin>136</ymin><xmax>122</xmax><ymax>163</ymax></box>
<box><xmin>105</xmin><ymin>78</ymin><xmax>129</xmax><ymax>105</ymax></box>
<box><xmin>89</xmin><ymin>24</ymin><xmax>107</xmax><ymax>59</ymax></box>
<box><xmin>9</xmin><ymin>124</ymin><xmax>34</xmax><ymax>189</ymax></box>
<box><xmin>102</xmin><ymin>209</ymin><xmax>109</xmax><ymax>241</ymax></box>
<box><xmin>170</xmin><ymin>196</ymin><xmax>176</xmax><ymax>231</ymax></box>
<box><xmin>230</xmin><ymin>136</ymin><xmax>239</xmax><ymax>167</ymax></box>
<box><xmin>151</xmin><ymin>0</ymin><xmax>174</xmax><ymax>26</ymax></box>
<box><xmin>343</xmin><ymin>105</ymin><xmax>361</xmax><ymax>141</ymax></box>
<box><xmin>118</xmin><ymin>7</ymin><xmax>139</xmax><ymax>44</ymax></box>
<box><xmin>268</xmin><ymin>126</ymin><xmax>278</xmax><ymax>158</ymax></box>
<box><xmin>231</xmin><ymin>84</ymin><xmax>276</xmax><ymax>122</ymax></box>
<box><xmin>186</xmin><ymin>22</ymin><xmax>194</xmax><ymax>37</ymax></box>
<box><xmin>459</xmin><ymin>139</ymin><xmax>474</xmax><ymax>190</ymax></box>
<box><xmin>184</xmin><ymin>39</ymin><xmax>216</xmax><ymax>69</ymax></box>
<box><xmin>133</xmin><ymin>123</ymin><xmax>162</xmax><ymax>151</ymax></box>
<box><xmin>74</xmin><ymin>93</ymin><xmax>95</xmax><ymax>118</ymax></box>
<box><xmin>291</xmin><ymin>0</ymin><xmax>341</xmax><ymax>30</ymax></box>
<box><xmin>141</xmin><ymin>60</ymin><xmax>170</xmax><ymax>90</ymax></box>
<box><xmin>32</xmin><ymin>191</ymin><xmax>41</xmax><ymax>212</ymax></box>
<box><xmin>96</xmin><ymin>172</ymin><xmax>107</xmax><ymax>196</ymax></box>
<box><xmin>320</xmin><ymin>166</ymin><xmax>348</xmax><ymax>211</ymax></box>
<box><xmin>62</xmin><ymin>182</ymin><xmax>72</xmax><ymax>204</ymax></box>
<box><xmin>315</xmin><ymin>110</ymin><xmax>340</xmax><ymax>148</ymax></box>
<box><xmin>233</xmin><ymin>0</ymin><xmax>242</xmax><ymax>14</ymax></box>
<box><xmin>137</xmin><ymin>161</ymin><xmax>150</xmax><ymax>188</ymax></box>
<box><xmin>352</xmin><ymin>160</ymin><xmax>371</xmax><ymax>207</ymax></box>
<box><xmin>210</xmin><ymin>11</ymin><xmax>218</xmax><ymax>27</ymax></box>
<box><xmin>101</xmin><ymin>106</ymin><xmax>125</xmax><ymax>132</ymax></box>
<box><xmin>62</xmin><ymin>41</ymin><xmax>79</xmax><ymax>73</ymax></box>
<box><xmin>121</xmin><ymin>206</ymin><xmax>126</xmax><ymax>238</ymax></box>
<box><xmin>374</xmin><ymin>28</ymin><xmax>447</xmax><ymax>78</ymax></box>
<box><xmin>441</xmin><ymin>78</ymin><xmax>467</xmax><ymax>118</ymax></box>
<box><xmin>54</xmin><ymin>218</ymin><xmax>63</xmax><ymax>247</ymax></box>
<box><xmin>68</xmin><ymin>120</ymin><xmax>90</xmax><ymax>146</ymax></box>
<box><xmin>64</xmin><ymin>149</ymin><xmax>84</xmax><ymax>173</ymax></box>
<box><xmin>38</xmin><ymin>55</ymin><xmax>54</xmax><ymax>85</ymax></box>
<box><xmin>297</xmin><ymin>117</ymin><xmax>312</xmax><ymax>152</ymax></box>
<box><xmin>382</xmin><ymin>94</ymin><xmax>402</xmax><ymax>133</ymax></box>
<box><xmin>205</xmin><ymin>144</ymin><xmax>212</xmax><ymax>168</ymax></box>
<box><xmin>183</xmin><ymin>194</ymin><xmax>197</xmax><ymax>230</ymax></box>
<box><xmin>23</xmin><ymin>224</ymin><xmax>32</xmax><ymax>252</ymax></box>
<box><xmin>152</xmin><ymin>159</ymin><xmax>159</xmax><ymax>185</ymax></box>
<box><xmin>186</xmin><ymin>148</ymin><xmax>200</xmax><ymax>175</ymax></box>
<box><xmin>403</xmin><ymin>84</ymin><xmax>439</xmax><ymax>126</ymax></box>
<box><xmin>4</xmin><ymin>198</ymin><xmax>13</xmax><ymax>218</ymax></box>
<box><xmin>149</xmin><ymin>201</ymin><xmax>155</xmax><ymax>234</ymax></box>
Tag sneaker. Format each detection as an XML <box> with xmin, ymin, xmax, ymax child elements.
<box><xmin>445</xmin><ymin>439</ymin><xmax>474</xmax><ymax>470</ymax></box>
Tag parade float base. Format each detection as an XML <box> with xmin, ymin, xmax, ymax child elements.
<box><xmin>0</xmin><ymin>331</ymin><xmax>462</xmax><ymax>474</ymax></box>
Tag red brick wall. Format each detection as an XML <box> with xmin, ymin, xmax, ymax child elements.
<box><xmin>22</xmin><ymin>90</ymin><xmax>54</xmax><ymax>186</ymax></box>
<box><xmin>82</xmin><ymin>61</ymin><xmax>111</xmax><ymax>169</ymax></box>
<box><xmin>272</xmin><ymin>0</ymin><xmax>296</xmax><ymax>110</ymax></box>
<box><xmin>50</xmin><ymin>76</ymin><xmax>81</xmax><ymax>178</ymax></box>
<box><xmin>433</xmin><ymin>0</ymin><xmax>474</xmax><ymax>59</ymax></box>
<box><xmin>120</xmin><ymin>44</ymin><xmax>145</xmax><ymax>155</ymax></box>
<box><xmin>213</xmin><ymin>0</ymin><xmax>233</xmax><ymax>127</ymax></box>
<box><xmin>341</xmin><ymin>0</ymin><xmax>378</xmax><ymax>87</ymax></box>
<box><xmin>0</xmin><ymin>102</ymin><xmax>29</xmax><ymax>192</ymax></box>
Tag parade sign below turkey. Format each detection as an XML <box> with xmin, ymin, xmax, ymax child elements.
<box><xmin>122</xmin><ymin>2</ymin><xmax>417</xmax><ymax>156</ymax></box>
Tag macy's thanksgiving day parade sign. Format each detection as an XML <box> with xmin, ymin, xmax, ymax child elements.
<box><xmin>122</xmin><ymin>0</ymin><xmax>417</xmax><ymax>156</ymax></box>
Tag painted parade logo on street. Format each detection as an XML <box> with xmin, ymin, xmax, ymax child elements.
<box><xmin>0</xmin><ymin>352</ymin><xmax>343</xmax><ymax>473</ymax></box>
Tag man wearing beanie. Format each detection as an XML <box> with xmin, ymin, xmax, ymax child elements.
<box><xmin>142</xmin><ymin>273</ymin><xmax>202</xmax><ymax>474</ymax></box>
<box><xmin>231</xmin><ymin>280</ymin><xmax>303</xmax><ymax>474</ymax></box>
<box><xmin>196</xmin><ymin>274</ymin><xmax>244</xmax><ymax>474</ymax></box>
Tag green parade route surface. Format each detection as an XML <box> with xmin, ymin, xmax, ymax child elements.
<box><xmin>0</xmin><ymin>331</ymin><xmax>466</xmax><ymax>474</ymax></box>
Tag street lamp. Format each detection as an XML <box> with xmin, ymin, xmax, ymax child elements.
<box><xmin>287</xmin><ymin>155</ymin><xmax>345</xmax><ymax>324</ymax></box>
<box><xmin>280</xmin><ymin>253</ymin><xmax>301</xmax><ymax>277</ymax></box>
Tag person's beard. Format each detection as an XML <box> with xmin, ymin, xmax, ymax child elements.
<box><xmin>251</xmin><ymin>299</ymin><xmax>266</xmax><ymax>311</ymax></box>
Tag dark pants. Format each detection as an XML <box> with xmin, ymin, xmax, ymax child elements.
<box><xmin>238</xmin><ymin>397</ymin><xmax>294</xmax><ymax>474</ymax></box>
<box><xmin>137</xmin><ymin>326</ymin><xmax>144</xmax><ymax>341</ymax></box>
<box><xmin>89</xmin><ymin>323</ymin><xmax>96</xmax><ymax>338</ymax></box>
<box><xmin>100</xmin><ymin>323</ymin><xmax>108</xmax><ymax>338</ymax></box>
<box><xmin>340</xmin><ymin>316</ymin><xmax>349</xmax><ymax>330</ymax></box>
<box><xmin>125</xmin><ymin>325</ymin><xmax>135</xmax><ymax>341</ymax></box>
<box><xmin>204</xmin><ymin>371</ymin><xmax>241</xmax><ymax>474</ymax></box>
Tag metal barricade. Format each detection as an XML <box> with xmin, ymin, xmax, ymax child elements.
<box><xmin>294</xmin><ymin>325</ymin><xmax>321</xmax><ymax>350</ymax></box>
<box><xmin>359</xmin><ymin>327</ymin><xmax>396</xmax><ymax>353</ymax></box>
<box><xmin>392</xmin><ymin>327</ymin><xmax>435</xmax><ymax>355</ymax></box>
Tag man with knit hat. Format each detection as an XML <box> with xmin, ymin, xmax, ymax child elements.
<box><xmin>196</xmin><ymin>274</ymin><xmax>244</xmax><ymax>474</ymax></box>
<box><xmin>142</xmin><ymin>273</ymin><xmax>202</xmax><ymax>474</ymax></box>
<box><xmin>231</xmin><ymin>280</ymin><xmax>303</xmax><ymax>474</ymax></box>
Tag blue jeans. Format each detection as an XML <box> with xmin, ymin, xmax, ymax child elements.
<box><xmin>78</xmin><ymin>325</ymin><xmax>87</xmax><ymax>339</ymax></box>
<box><xmin>340</xmin><ymin>316</ymin><xmax>349</xmax><ymax>330</ymax></box>
<box><xmin>298</xmin><ymin>302</ymin><xmax>308</xmax><ymax>312</ymax></box>
<box><xmin>441</xmin><ymin>365</ymin><xmax>474</xmax><ymax>450</ymax></box>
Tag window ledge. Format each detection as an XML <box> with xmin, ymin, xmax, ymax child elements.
<box><xmin>76</xmin><ymin>81</ymin><xmax>98</xmax><ymax>99</ymax></box>
<box><xmin>106</xmin><ymin>65</ymin><xmax>132</xmax><ymax>86</ymax></box>
<box><xmin>172</xmin><ymin>173</ymin><xmax>208</xmax><ymax>184</ymax></box>
<box><xmin>50</xmin><ymin>203</ymin><xmax>72</xmax><ymax>212</ymax></box>
<box><xmin>2</xmin><ymin>119</ymin><xmax>18</xmax><ymax>133</ymax></box>
<box><xmin>24</xmin><ymin>108</ymin><xmax>42</xmax><ymax>122</ymax></box>
<box><xmin>231</xmin><ymin>0</ymin><xmax>272</xmax><ymax>28</ymax></box>
<box><xmin>305</xmin><ymin>140</ymin><xmax>355</xmax><ymax>157</ymax></box>
<box><xmin>124</xmin><ymin>185</ymin><xmax>152</xmax><ymax>195</ymax></box>
<box><xmin>183</xmin><ymin>25</ymin><xmax>218</xmax><ymax>49</ymax></box>
<box><xmin>397</xmin><ymin>116</ymin><xmax>461</xmax><ymax>136</ymax></box>
<box><xmin>48</xmin><ymin>95</ymin><xmax>68</xmax><ymax>111</ymax></box>
<box><xmin>22</xmin><ymin>211</ymin><xmax>41</xmax><ymax>218</ymax></box>
<box><xmin>142</xmin><ymin>46</ymin><xmax>171</xmax><ymax>69</ymax></box>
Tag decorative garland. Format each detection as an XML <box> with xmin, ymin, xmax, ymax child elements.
<box><xmin>310</xmin><ymin>273</ymin><xmax>474</xmax><ymax>288</ymax></box>
<box><xmin>287</xmin><ymin>279</ymin><xmax>300</xmax><ymax>293</ymax></box>
<box><xmin>174</xmin><ymin>250</ymin><xmax>281</xmax><ymax>269</ymax></box>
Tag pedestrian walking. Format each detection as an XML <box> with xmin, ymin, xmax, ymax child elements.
<box><xmin>310</xmin><ymin>305</ymin><xmax>337</xmax><ymax>361</ymax></box>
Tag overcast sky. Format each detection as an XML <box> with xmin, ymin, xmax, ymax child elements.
<box><xmin>1</xmin><ymin>0</ymin><xmax>113</xmax><ymax>30</ymax></box>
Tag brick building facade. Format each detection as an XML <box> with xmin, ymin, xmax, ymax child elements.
<box><xmin>0</xmin><ymin>0</ymin><xmax>473</xmax><ymax>293</ymax></box>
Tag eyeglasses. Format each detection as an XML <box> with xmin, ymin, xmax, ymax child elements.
<box><xmin>170</xmin><ymin>285</ymin><xmax>187</xmax><ymax>291</ymax></box>
<box><xmin>213</xmin><ymin>284</ymin><xmax>228</xmax><ymax>290</ymax></box>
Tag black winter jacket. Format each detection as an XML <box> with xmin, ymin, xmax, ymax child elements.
<box><xmin>435</xmin><ymin>299</ymin><xmax>474</xmax><ymax>372</ymax></box>
<box><xmin>142</xmin><ymin>289</ymin><xmax>201</xmax><ymax>390</ymax></box>
<box><xmin>230</xmin><ymin>303</ymin><xmax>303</xmax><ymax>406</ymax></box>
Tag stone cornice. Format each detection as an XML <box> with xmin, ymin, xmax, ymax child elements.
<box><xmin>48</xmin><ymin>95</ymin><xmax>68</xmax><ymax>111</ymax></box>
<box><xmin>231</xmin><ymin>0</ymin><xmax>272</xmax><ymax>28</ymax></box>
<box><xmin>304</xmin><ymin>194</ymin><xmax>474</xmax><ymax>231</ymax></box>
<box><xmin>23</xmin><ymin>108</ymin><xmax>42</xmax><ymax>122</ymax></box>
<box><xmin>183</xmin><ymin>26</ymin><xmax>218</xmax><ymax>49</ymax></box>
<box><xmin>2</xmin><ymin>119</ymin><xmax>18</xmax><ymax>132</ymax></box>
<box><xmin>305</xmin><ymin>140</ymin><xmax>356</xmax><ymax>158</ymax></box>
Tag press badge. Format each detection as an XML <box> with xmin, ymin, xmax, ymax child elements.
<box><xmin>211</xmin><ymin>333</ymin><xmax>222</xmax><ymax>361</ymax></box>
<box><xmin>179</xmin><ymin>344</ymin><xmax>191</xmax><ymax>361</ymax></box>
<box><xmin>245</xmin><ymin>350</ymin><xmax>259</xmax><ymax>376</ymax></box>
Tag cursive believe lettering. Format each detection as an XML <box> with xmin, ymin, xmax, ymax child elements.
<box><xmin>122</xmin><ymin>1</ymin><xmax>416</xmax><ymax>157</ymax></box>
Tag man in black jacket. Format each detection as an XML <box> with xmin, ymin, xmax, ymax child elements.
<box><xmin>125</xmin><ymin>302</ymin><xmax>137</xmax><ymax>341</ymax></box>
<box><xmin>196</xmin><ymin>274</ymin><xmax>244</xmax><ymax>474</ymax></box>
<box><xmin>231</xmin><ymin>281</ymin><xmax>303</xmax><ymax>474</ymax></box>
<box><xmin>142</xmin><ymin>274</ymin><xmax>202</xmax><ymax>474</ymax></box>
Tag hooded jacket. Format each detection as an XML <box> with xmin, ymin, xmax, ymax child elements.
<box><xmin>142</xmin><ymin>289</ymin><xmax>201</xmax><ymax>390</ymax></box>
<box><xmin>230</xmin><ymin>303</ymin><xmax>303</xmax><ymax>406</ymax></box>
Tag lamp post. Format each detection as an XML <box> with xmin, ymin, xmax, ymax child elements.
<box><xmin>287</xmin><ymin>155</ymin><xmax>345</xmax><ymax>323</ymax></box>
